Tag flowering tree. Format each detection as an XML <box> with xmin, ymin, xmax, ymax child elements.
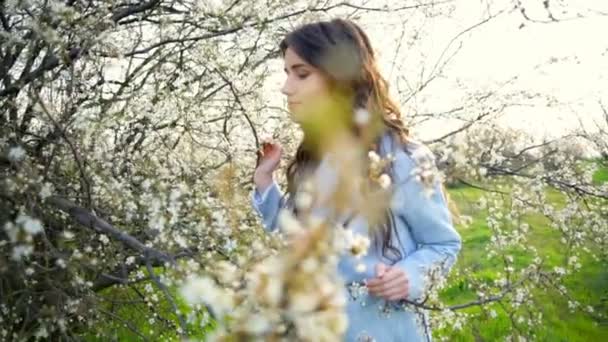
<box><xmin>1</xmin><ymin>0</ymin><xmax>606</xmax><ymax>340</ymax></box>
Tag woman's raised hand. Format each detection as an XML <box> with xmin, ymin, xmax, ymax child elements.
<box><xmin>254</xmin><ymin>141</ymin><xmax>282</xmax><ymax>192</ymax></box>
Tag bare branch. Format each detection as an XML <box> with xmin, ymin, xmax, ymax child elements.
<box><xmin>46</xmin><ymin>196</ymin><xmax>174</xmax><ymax>263</ymax></box>
<box><xmin>423</xmin><ymin>111</ymin><xmax>492</xmax><ymax>145</ymax></box>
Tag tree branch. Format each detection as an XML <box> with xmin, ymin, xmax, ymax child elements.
<box><xmin>46</xmin><ymin>196</ymin><xmax>174</xmax><ymax>263</ymax></box>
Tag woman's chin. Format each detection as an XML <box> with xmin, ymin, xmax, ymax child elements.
<box><xmin>288</xmin><ymin>108</ymin><xmax>305</xmax><ymax>123</ymax></box>
<box><xmin>288</xmin><ymin>103</ymin><xmax>299</xmax><ymax>113</ymax></box>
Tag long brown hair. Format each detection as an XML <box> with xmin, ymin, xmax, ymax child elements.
<box><xmin>279</xmin><ymin>19</ymin><xmax>414</xmax><ymax>261</ymax></box>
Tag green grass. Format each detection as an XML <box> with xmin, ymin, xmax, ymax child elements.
<box><xmin>593</xmin><ymin>160</ymin><xmax>608</xmax><ymax>184</ymax></box>
<box><xmin>438</xmin><ymin>163</ymin><xmax>608</xmax><ymax>340</ymax></box>
<box><xmin>84</xmin><ymin>271</ymin><xmax>216</xmax><ymax>341</ymax></box>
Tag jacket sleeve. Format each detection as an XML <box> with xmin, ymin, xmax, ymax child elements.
<box><xmin>251</xmin><ymin>181</ymin><xmax>285</xmax><ymax>232</ymax></box>
<box><xmin>391</xmin><ymin>148</ymin><xmax>462</xmax><ymax>303</ymax></box>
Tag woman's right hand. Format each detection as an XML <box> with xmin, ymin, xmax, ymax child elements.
<box><xmin>254</xmin><ymin>141</ymin><xmax>282</xmax><ymax>191</ymax></box>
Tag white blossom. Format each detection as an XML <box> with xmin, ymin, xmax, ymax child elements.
<box><xmin>368</xmin><ymin>150</ymin><xmax>380</xmax><ymax>164</ymax></box>
<box><xmin>125</xmin><ymin>256</ymin><xmax>136</xmax><ymax>265</ymax></box>
<box><xmin>301</xmin><ymin>258</ymin><xmax>319</xmax><ymax>272</ymax></box>
<box><xmin>378</xmin><ymin>173</ymin><xmax>391</xmax><ymax>189</ymax></box>
<box><xmin>56</xmin><ymin>258</ymin><xmax>67</xmax><ymax>269</ymax></box>
<box><xmin>39</xmin><ymin>182</ymin><xmax>53</xmax><ymax>200</ymax></box>
<box><xmin>489</xmin><ymin>309</ymin><xmax>497</xmax><ymax>318</ymax></box>
<box><xmin>3</xmin><ymin>222</ymin><xmax>18</xmax><ymax>242</ymax></box>
<box><xmin>452</xmin><ymin>150</ymin><xmax>467</xmax><ymax>166</ymax></box>
<box><xmin>278</xmin><ymin>210</ymin><xmax>303</xmax><ymax>235</ymax></box>
<box><xmin>8</xmin><ymin>146</ymin><xmax>26</xmax><ymax>161</ymax></box>
<box><xmin>98</xmin><ymin>234</ymin><xmax>110</xmax><ymax>244</ymax></box>
<box><xmin>295</xmin><ymin>191</ymin><xmax>314</xmax><ymax>211</ymax></box>
<box><xmin>181</xmin><ymin>276</ymin><xmax>234</xmax><ymax>316</ymax></box>
<box><xmin>12</xmin><ymin>245</ymin><xmax>33</xmax><ymax>260</ymax></box>
<box><xmin>244</xmin><ymin>315</ymin><xmax>270</xmax><ymax>334</ymax></box>
<box><xmin>16</xmin><ymin>214</ymin><xmax>44</xmax><ymax>235</ymax></box>
<box><xmin>353</xmin><ymin>108</ymin><xmax>370</xmax><ymax>126</ymax></box>
<box><xmin>339</xmin><ymin>229</ymin><xmax>371</xmax><ymax>258</ymax></box>
<box><xmin>34</xmin><ymin>327</ymin><xmax>48</xmax><ymax>339</ymax></box>
<box><xmin>554</xmin><ymin>267</ymin><xmax>566</xmax><ymax>276</ymax></box>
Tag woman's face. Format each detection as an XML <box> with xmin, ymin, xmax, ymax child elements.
<box><xmin>281</xmin><ymin>47</ymin><xmax>332</xmax><ymax>119</ymax></box>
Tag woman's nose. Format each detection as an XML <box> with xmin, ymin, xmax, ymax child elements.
<box><xmin>281</xmin><ymin>78</ymin><xmax>293</xmax><ymax>97</ymax></box>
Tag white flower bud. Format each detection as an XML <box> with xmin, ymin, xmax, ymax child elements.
<box><xmin>278</xmin><ymin>210</ymin><xmax>303</xmax><ymax>234</ymax></box>
<box><xmin>8</xmin><ymin>146</ymin><xmax>26</xmax><ymax>161</ymax></box>
<box><xmin>368</xmin><ymin>151</ymin><xmax>380</xmax><ymax>164</ymax></box>
<box><xmin>99</xmin><ymin>234</ymin><xmax>110</xmax><ymax>244</ymax></box>
<box><xmin>39</xmin><ymin>183</ymin><xmax>53</xmax><ymax>200</ymax></box>
<box><xmin>378</xmin><ymin>174</ymin><xmax>391</xmax><ymax>189</ymax></box>
<box><xmin>295</xmin><ymin>191</ymin><xmax>313</xmax><ymax>211</ymax></box>
<box><xmin>16</xmin><ymin>214</ymin><xmax>43</xmax><ymax>235</ymax></box>
<box><xmin>354</xmin><ymin>108</ymin><xmax>370</xmax><ymax>126</ymax></box>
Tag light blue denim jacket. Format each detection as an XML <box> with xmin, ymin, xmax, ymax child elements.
<box><xmin>251</xmin><ymin>132</ymin><xmax>462</xmax><ymax>341</ymax></box>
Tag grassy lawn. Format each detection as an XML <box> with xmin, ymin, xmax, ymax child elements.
<box><xmin>593</xmin><ymin>161</ymin><xmax>608</xmax><ymax>184</ymax></box>
<box><xmin>439</xmin><ymin>163</ymin><xmax>608</xmax><ymax>341</ymax></box>
<box><xmin>85</xmin><ymin>283</ymin><xmax>218</xmax><ymax>341</ymax></box>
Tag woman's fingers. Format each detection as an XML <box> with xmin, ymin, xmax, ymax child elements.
<box><xmin>261</xmin><ymin>142</ymin><xmax>281</xmax><ymax>158</ymax></box>
<box><xmin>366</xmin><ymin>266</ymin><xmax>409</xmax><ymax>300</ymax></box>
<box><xmin>385</xmin><ymin>287</ymin><xmax>409</xmax><ymax>301</ymax></box>
<box><xmin>367</xmin><ymin>267</ymin><xmax>402</xmax><ymax>288</ymax></box>
<box><xmin>367</xmin><ymin>273</ymin><xmax>405</xmax><ymax>294</ymax></box>
<box><xmin>262</xmin><ymin>142</ymin><xmax>274</xmax><ymax>155</ymax></box>
<box><xmin>256</xmin><ymin>142</ymin><xmax>282</xmax><ymax>173</ymax></box>
<box><xmin>376</xmin><ymin>276</ymin><xmax>408</xmax><ymax>298</ymax></box>
<box><xmin>375</xmin><ymin>263</ymin><xmax>388</xmax><ymax>278</ymax></box>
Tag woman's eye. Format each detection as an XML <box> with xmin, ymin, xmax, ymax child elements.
<box><xmin>297</xmin><ymin>73</ymin><xmax>309</xmax><ymax>79</ymax></box>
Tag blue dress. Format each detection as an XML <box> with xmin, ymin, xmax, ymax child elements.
<box><xmin>252</xmin><ymin>132</ymin><xmax>462</xmax><ymax>341</ymax></box>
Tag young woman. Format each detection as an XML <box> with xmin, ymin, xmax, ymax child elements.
<box><xmin>251</xmin><ymin>18</ymin><xmax>461</xmax><ymax>341</ymax></box>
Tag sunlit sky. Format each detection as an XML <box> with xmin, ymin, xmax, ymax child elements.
<box><xmin>264</xmin><ymin>0</ymin><xmax>608</xmax><ymax>145</ymax></box>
